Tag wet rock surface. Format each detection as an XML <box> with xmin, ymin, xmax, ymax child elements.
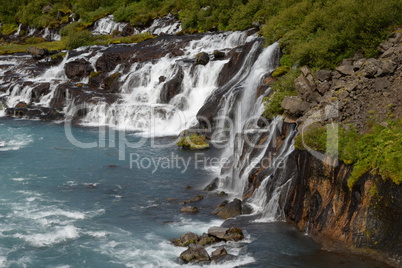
<box><xmin>283</xmin><ymin>150</ymin><xmax>402</xmax><ymax>267</ymax></box>
<box><xmin>179</xmin><ymin>244</ymin><xmax>211</xmax><ymax>264</ymax></box>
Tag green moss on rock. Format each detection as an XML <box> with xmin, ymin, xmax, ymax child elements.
<box><xmin>177</xmin><ymin>135</ymin><xmax>209</xmax><ymax>150</ymax></box>
<box><xmin>271</xmin><ymin>66</ymin><xmax>290</xmax><ymax>78</ymax></box>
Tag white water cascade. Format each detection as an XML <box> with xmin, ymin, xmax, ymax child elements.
<box><xmin>75</xmin><ymin>31</ymin><xmax>258</xmax><ymax>136</ymax></box>
<box><xmin>210</xmin><ymin>41</ymin><xmax>299</xmax><ymax>222</ymax></box>
<box><xmin>92</xmin><ymin>15</ymin><xmax>133</xmax><ymax>35</ymax></box>
<box><xmin>141</xmin><ymin>14</ymin><xmax>182</xmax><ymax>35</ymax></box>
<box><xmin>42</xmin><ymin>27</ymin><xmax>61</xmax><ymax>41</ymax></box>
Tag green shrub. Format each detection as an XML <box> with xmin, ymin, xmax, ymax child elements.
<box><xmin>0</xmin><ymin>23</ymin><xmax>18</xmax><ymax>35</ymax></box>
<box><xmin>24</xmin><ymin>36</ymin><xmax>46</xmax><ymax>44</ymax></box>
<box><xmin>65</xmin><ymin>30</ymin><xmax>93</xmax><ymax>50</ymax></box>
<box><xmin>295</xmin><ymin>120</ymin><xmax>402</xmax><ymax>187</ymax></box>
<box><xmin>271</xmin><ymin>66</ymin><xmax>290</xmax><ymax>78</ymax></box>
<box><xmin>262</xmin><ymin>68</ymin><xmax>299</xmax><ymax>119</ymax></box>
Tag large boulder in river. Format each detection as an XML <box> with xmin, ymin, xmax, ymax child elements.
<box><xmin>172</xmin><ymin>232</ymin><xmax>200</xmax><ymax>247</ymax></box>
<box><xmin>180</xmin><ymin>244</ymin><xmax>211</xmax><ymax>264</ymax></box>
<box><xmin>195</xmin><ymin>52</ymin><xmax>210</xmax><ymax>65</ymax></box>
<box><xmin>212</xmin><ymin>198</ymin><xmax>242</xmax><ymax>219</ymax></box>
<box><xmin>65</xmin><ymin>59</ymin><xmax>93</xmax><ymax>81</ymax></box>
<box><xmin>208</xmin><ymin>226</ymin><xmax>244</xmax><ymax>242</ymax></box>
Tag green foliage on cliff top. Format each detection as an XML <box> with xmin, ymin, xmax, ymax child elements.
<box><xmin>294</xmin><ymin>120</ymin><xmax>402</xmax><ymax>187</ymax></box>
<box><xmin>177</xmin><ymin>135</ymin><xmax>210</xmax><ymax>150</ymax></box>
<box><xmin>2</xmin><ymin>0</ymin><xmax>401</xmax><ymax>69</ymax></box>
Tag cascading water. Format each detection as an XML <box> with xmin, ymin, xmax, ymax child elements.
<box><xmin>0</xmin><ymin>17</ymin><xmax>297</xmax><ymax>224</ymax></box>
<box><xmin>42</xmin><ymin>27</ymin><xmax>61</xmax><ymax>41</ymax></box>
<box><xmin>92</xmin><ymin>15</ymin><xmax>134</xmax><ymax>35</ymax></box>
<box><xmin>212</xmin><ymin>41</ymin><xmax>299</xmax><ymax>222</ymax></box>
<box><xmin>75</xmin><ymin>31</ymin><xmax>259</xmax><ymax>136</ymax></box>
<box><xmin>141</xmin><ymin>14</ymin><xmax>182</xmax><ymax>35</ymax></box>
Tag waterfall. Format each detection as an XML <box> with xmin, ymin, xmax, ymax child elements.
<box><xmin>212</xmin><ymin>41</ymin><xmax>299</xmax><ymax>222</ymax></box>
<box><xmin>141</xmin><ymin>14</ymin><xmax>182</xmax><ymax>35</ymax></box>
<box><xmin>14</xmin><ymin>24</ymin><xmax>22</xmax><ymax>36</ymax></box>
<box><xmin>42</xmin><ymin>27</ymin><xmax>61</xmax><ymax>41</ymax></box>
<box><xmin>74</xmin><ymin>31</ymin><xmax>257</xmax><ymax>136</ymax></box>
<box><xmin>92</xmin><ymin>15</ymin><xmax>134</xmax><ymax>35</ymax></box>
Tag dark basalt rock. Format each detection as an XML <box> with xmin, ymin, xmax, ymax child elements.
<box><xmin>31</xmin><ymin>83</ymin><xmax>50</xmax><ymax>102</ymax></box>
<box><xmin>6</xmin><ymin>106</ymin><xmax>63</xmax><ymax>120</ymax></box>
<box><xmin>282</xmin><ymin>150</ymin><xmax>402</xmax><ymax>267</ymax></box>
<box><xmin>210</xmin><ymin>247</ymin><xmax>236</xmax><ymax>263</ymax></box>
<box><xmin>195</xmin><ymin>52</ymin><xmax>210</xmax><ymax>65</ymax></box>
<box><xmin>179</xmin><ymin>244</ymin><xmax>211</xmax><ymax>264</ymax></box>
<box><xmin>212</xmin><ymin>198</ymin><xmax>242</xmax><ymax>219</ymax></box>
<box><xmin>204</xmin><ymin>177</ymin><xmax>219</xmax><ymax>191</ymax></box>
<box><xmin>207</xmin><ymin>226</ymin><xmax>244</xmax><ymax>242</ymax></box>
<box><xmin>172</xmin><ymin>232</ymin><xmax>200</xmax><ymax>247</ymax></box>
<box><xmin>197</xmin><ymin>233</ymin><xmax>219</xmax><ymax>246</ymax></box>
<box><xmin>65</xmin><ymin>59</ymin><xmax>93</xmax><ymax>80</ymax></box>
<box><xmin>159</xmin><ymin>68</ymin><xmax>184</xmax><ymax>103</ymax></box>
<box><xmin>102</xmin><ymin>72</ymin><xmax>121</xmax><ymax>92</ymax></box>
<box><xmin>213</xmin><ymin>50</ymin><xmax>226</xmax><ymax>60</ymax></box>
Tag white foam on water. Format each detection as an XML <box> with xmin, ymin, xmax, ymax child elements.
<box><xmin>0</xmin><ymin>133</ymin><xmax>33</xmax><ymax>151</ymax></box>
<box><xmin>14</xmin><ymin>225</ymin><xmax>80</xmax><ymax>247</ymax></box>
<box><xmin>203</xmin><ymin>164</ymin><xmax>221</xmax><ymax>174</ymax></box>
<box><xmin>167</xmin><ymin>217</ymin><xmax>225</xmax><ymax>235</ymax></box>
<box><xmin>0</xmin><ymin>256</ymin><xmax>6</xmax><ymax>267</ymax></box>
<box><xmin>100</xmin><ymin>233</ymin><xmax>255</xmax><ymax>268</ymax></box>
<box><xmin>11</xmin><ymin>178</ymin><xmax>28</xmax><ymax>182</ymax></box>
<box><xmin>83</xmin><ymin>231</ymin><xmax>108</xmax><ymax>238</ymax></box>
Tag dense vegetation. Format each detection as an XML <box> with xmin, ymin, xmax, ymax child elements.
<box><xmin>2</xmin><ymin>0</ymin><xmax>402</xmax><ymax>68</ymax></box>
<box><xmin>294</xmin><ymin>120</ymin><xmax>402</xmax><ymax>187</ymax></box>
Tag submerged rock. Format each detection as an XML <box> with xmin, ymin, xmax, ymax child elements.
<box><xmin>180</xmin><ymin>195</ymin><xmax>204</xmax><ymax>205</ymax></box>
<box><xmin>180</xmin><ymin>206</ymin><xmax>199</xmax><ymax>213</ymax></box>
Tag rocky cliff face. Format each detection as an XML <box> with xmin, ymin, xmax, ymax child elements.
<box><xmin>282</xmin><ymin>31</ymin><xmax>402</xmax><ymax>133</ymax></box>
<box><xmin>281</xmin><ymin>150</ymin><xmax>402</xmax><ymax>267</ymax></box>
<box><xmin>275</xmin><ymin>33</ymin><xmax>402</xmax><ymax>267</ymax></box>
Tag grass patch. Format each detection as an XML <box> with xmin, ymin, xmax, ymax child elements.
<box><xmin>294</xmin><ymin>120</ymin><xmax>402</xmax><ymax>188</ymax></box>
<box><xmin>1</xmin><ymin>23</ymin><xmax>18</xmax><ymax>35</ymax></box>
<box><xmin>0</xmin><ymin>40</ymin><xmax>66</xmax><ymax>55</ymax></box>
